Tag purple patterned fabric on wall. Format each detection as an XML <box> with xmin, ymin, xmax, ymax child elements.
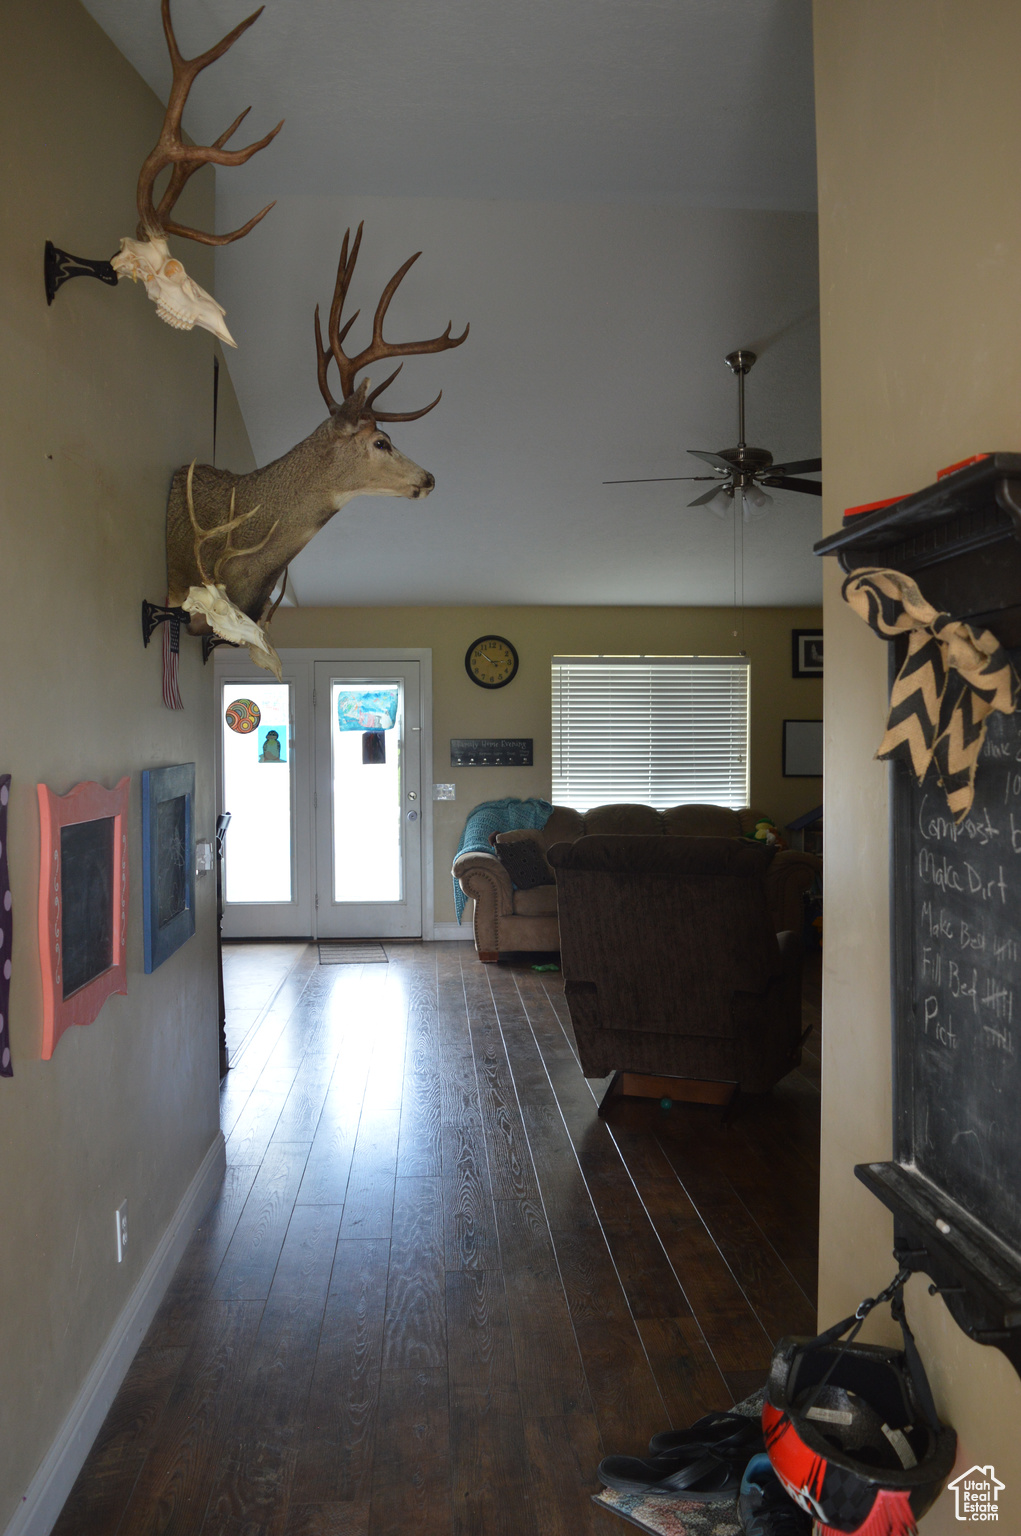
<box><xmin>0</xmin><ymin>775</ymin><xmax>10</xmax><ymax>1076</ymax></box>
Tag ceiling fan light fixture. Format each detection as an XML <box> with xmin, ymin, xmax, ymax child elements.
<box><xmin>742</xmin><ymin>483</ymin><xmax>773</xmax><ymax>519</ymax></box>
<box><xmin>707</xmin><ymin>485</ymin><xmax>734</xmax><ymax>518</ymax></box>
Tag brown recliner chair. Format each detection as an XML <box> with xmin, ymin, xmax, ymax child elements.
<box><xmin>547</xmin><ymin>834</ymin><xmax>804</xmax><ymax>1109</ymax></box>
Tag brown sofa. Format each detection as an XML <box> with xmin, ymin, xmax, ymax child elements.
<box><xmin>549</xmin><ymin>834</ymin><xmax>804</xmax><ymax>1096</ymax></box>
<box><xmin>452</xmin><ymin>802</ymin><xmax>821</xmax><ymax>962</ymax></box>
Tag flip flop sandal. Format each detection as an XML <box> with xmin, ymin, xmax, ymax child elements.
<box><xmin>596</xmin><ymin>1450</ymin><xmax>743</xmax><ymax>1501</ymax></box>
<box><xmin>647</xmin><ymin>1410</ymin><xmax>763</xmax><ymax>1462</ymax></box>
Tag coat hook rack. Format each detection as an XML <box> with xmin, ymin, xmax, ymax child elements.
<box><xmin>44</xmin><ymin>242</ymin><xmax>118</xmax><ymax>306</ymax></box>
<box><xmin>142</xmin><ymin>601</ymin><xmax>189</xmax><ymax>652</ymax></box>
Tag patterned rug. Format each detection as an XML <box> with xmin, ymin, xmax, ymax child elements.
<box><xmin>592</xmin><ymin>1489</ymin><xmax>744</xmax><ymax>1536</ymax></box>
<box><xmin>592</xmin><ymin>1393</ymin><xmax>764</xmax><ymax>1535</ymax></box>
<box><xmin>317</xmin><ymin>942</ymin><xmax>388</xmax><ymax>964</ymax></box>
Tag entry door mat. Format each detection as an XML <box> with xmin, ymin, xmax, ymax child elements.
<box><xmin>317</xmin><ymin>942</ymin><xmax>388</xmax><ymax>964</ymax></box>
<box><xmin>592</xmin><ymin>1392</ymin><xmax>763</xmax><ymax>1536</ymax></box>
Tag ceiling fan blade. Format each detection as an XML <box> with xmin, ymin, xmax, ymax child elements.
<box><xmin>688</xmin><ymin>484</ymin><xmax>731</xmax><ymax>507</ymax></box>
<box><xmin>767</xmin><ymin>457</ymin><xmax>822</xmax><ymax>476</ymax></box>
<box><xmin>687</xmin><ymin>449</ymin><xmax>736</xmax><ymax>472</ymax></box>
<box><xmin>602</xmin><ymin>475</ymin><xmax>714</xmax><ymax>484</ymax></box>
<box><xmin>762</xmin><ymin>475</ymin><xmax>823</xmax><ymax>496</ymax></box>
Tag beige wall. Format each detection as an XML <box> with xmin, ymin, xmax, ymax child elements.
<box><xmin>0</xmin><ymin>0</ymin><xmax>256</xmax><ymax>1525</ymax></box>
<box><xmin>814</xmin><ymin>1</ymin><xmax>1021</xmax><ymax>1523</ymax></box>
<box><xmin>271</xmin><ymin>603</ymin><xmax>823</xmax><ymax>923</ymax></box>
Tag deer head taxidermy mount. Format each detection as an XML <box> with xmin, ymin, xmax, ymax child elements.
<box><xmin>166</xmin><ymin>222</ymin><xmax>469</xmax><ymax>676</ymax></box>
<box><xmin>110</xmin><ymin>0</ymin><xmax>283</xmax><ymax>347</ymax></box>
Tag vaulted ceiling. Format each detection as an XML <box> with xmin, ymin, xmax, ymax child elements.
<box><xmin>81</xmin><ymin>0</ymin><xmax>821</xmax><ymax>608</ymax></box>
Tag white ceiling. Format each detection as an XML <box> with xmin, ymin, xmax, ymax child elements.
<box><xmin>80</xmin><ymin>0</ymin><xmax>822</xmax><ymax>608</ymax></box>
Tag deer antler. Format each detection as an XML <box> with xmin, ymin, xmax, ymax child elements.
<box><xmin>314</xmin><ymin>223</ymin><xmax>469</xmax><ymax>422</ymax></box>
<box><xmin>184</xmin><ymin>462</ymin><xmax>279</xmax><ymax>587</ymax></box>
<box><xmin>264</xmin><ymin>568</ymin><xmax>289</xmax><ymax>624</ymax></box>
<box><xmin>135</xmin><ymin>0</ymin><xmax>284</xmax><ymax>246</ymax></box>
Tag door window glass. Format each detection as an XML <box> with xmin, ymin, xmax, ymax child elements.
<box><xmin>331</xmin><ymin>680</ymin><xmax>403</xmax><ymax>903</ymax></box>
<box><xmin>222</xmin><ymin>682</ymin><xmax>292</xmax><ymax>903</ymax></box>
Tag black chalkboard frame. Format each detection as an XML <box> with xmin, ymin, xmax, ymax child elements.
<box><xmin>856</xmin><ymin>684</ymin><xmax>1021</xmax><ymax>1377</ymax></box>
<box><xmin>37</xmin><ymin>776</ymin><xmax>130</xmax><ymax>1060</ymax></box>
<box><xmin>141</xmin><ymin>763</ymin><xmax>195</xmax><ymax>973</ymax></box>
<box><xmin>814</xmin><ymin>455</ymin><xmax>1021</xmax><ymax>1377</ymax></box>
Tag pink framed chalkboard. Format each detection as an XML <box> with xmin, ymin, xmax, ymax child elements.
<box><xmin>37</xmin><ymin>777</ymin><xmax>129</xmax><ymax>1060</ymax></box>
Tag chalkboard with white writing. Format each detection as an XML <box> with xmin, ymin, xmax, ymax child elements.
<box><xmin>893</xmin><ymin>679</ymin><xmax>1021</xmax><ymax>1252</ymax></box>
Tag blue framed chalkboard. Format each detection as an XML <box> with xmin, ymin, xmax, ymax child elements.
<box><xmin>141</xmin><ymin>764</ymin><xmax>195</xmax><ymax>973</ymax></box>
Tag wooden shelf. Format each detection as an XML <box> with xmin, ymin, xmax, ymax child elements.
<box><xmin>816</xmin><ymin>452</ymin><xmax>1021</xmax><ymax>645</ymax></box>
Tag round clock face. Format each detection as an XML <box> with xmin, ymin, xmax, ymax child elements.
<box><xmin>465</xmin><ymin>635</ymin><xmax>519</xmax><ymax>689</ymax></box>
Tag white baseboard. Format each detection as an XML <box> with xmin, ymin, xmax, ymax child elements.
<box><xmin>5</xmin><ymin>1132</ymin><xmax>227</xmax><ymax>1536</ymax></box>
<box><xmin>429</xmin><ymin>921</ymin><xmax>475</xmax><ymax>941</ymax></box>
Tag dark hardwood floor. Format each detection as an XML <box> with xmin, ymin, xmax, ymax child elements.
<box><xmin>52</xmin><ymin>939</ymin><xmax>820</xmax><ymax>1535</ymax></box>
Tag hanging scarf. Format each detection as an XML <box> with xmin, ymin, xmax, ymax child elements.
<box><xmin>842</xmin><ymin>567</ymin><xmax>1019</xmax><ymax>822</ymax></box>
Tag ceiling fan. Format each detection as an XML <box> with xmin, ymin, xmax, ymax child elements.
<box><xmin>605</xmin><ymin>349</ymin><xmax>822</xmax><ymax>518</ymax></box>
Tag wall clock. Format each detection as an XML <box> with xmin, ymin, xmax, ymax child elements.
<box><xmin>465</xmin><ymin>635</ymin><xmax>519</xmax><ymax>689</ymax></box>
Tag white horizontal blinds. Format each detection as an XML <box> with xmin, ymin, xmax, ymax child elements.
<box><xmin>552</xmin><ymin>657</ymin><xmax>749</xmax><ymax>813</ymax></box>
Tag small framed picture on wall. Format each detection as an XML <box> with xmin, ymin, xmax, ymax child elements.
<box><xmin>783</xmin><ymin>719</ymin><xmax>824</xmax><ymax>778</ymax></box>
<box><xmin>792</xmin><ymin>629</ymin><xmax>823</xmax><ymax>678</ymax></box>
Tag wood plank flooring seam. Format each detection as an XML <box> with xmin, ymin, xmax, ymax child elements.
<box><xmin>610</xmin><ymin>1114</ymin><xmax>773</xmax><ymax>1323</ymax></box>
<box><xmin>692</xmin><ymin>1153</ymin><xmax>817</xmax><ymax>1321</ymax></box>
<box><xmin>226</xmin><ymin>942</ymin><xmax>319</xmax><ymax>1068</ymax></box>
<box><xmin>684</xmin><ymin>1129</ymin><xmax>819</xmax><ymax>1308</ymax></box>
<box><xmin>485</xmin><ymin>968</ymin><xmax>603</xmax><ymax>1247</ymax></box>
<box><xmin>507</xmin><ymin>968</ymin><xmax>668</xmax><ymax>1246</ymax></box>
<box><xmin>527</xmin><ymin>963</ymin><xmax>817</xmax><ymax>1332</ymax></box>
<box><xmin>480</xmin><ymin>962</ymin><xmax>676</xmax><ymax>1445</ymax></box>
<box><xmin>452</xmin><ymin>948</ymin><xmax>515</xmax><ymax>1215</ymax></box>
<box><xmin>505</xmin><ymin>968</ymin><xmax>746</xmax><ymax>1404</ymax></box>
<box><xmin>458</xmin><ymin>954</ymin><xmax>610</xmax><ymax>1428</ymax></box>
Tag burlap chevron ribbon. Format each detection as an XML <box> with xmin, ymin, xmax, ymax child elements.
<box><xmin>842</xmin><ymin>567</ymin><xmax>1020</xmax><ymax>821</ymax></box>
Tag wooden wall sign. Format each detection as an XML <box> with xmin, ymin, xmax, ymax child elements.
<box><xmin>37</xmin><ymin>778</ymin><xmax>129</xmax><ymax>1060</ymax></box>
<box><xmin>450</xmin><ymin>739</ymin><xmax>533</xmax><ymax>767</ymax></box>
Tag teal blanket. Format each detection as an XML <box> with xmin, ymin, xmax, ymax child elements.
<box><xmin>453</xmin><ymin>797</ymin><xmax>554</xmax><ymax>923</ymax></box>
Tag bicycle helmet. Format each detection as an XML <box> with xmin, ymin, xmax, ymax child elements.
<box><xmin>763</xmin><ymin>1271</ymin><xmax>957</xmax><ymax>1536</ymax></box>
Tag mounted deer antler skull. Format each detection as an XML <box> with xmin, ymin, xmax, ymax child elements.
<box><xmin>166</xmin><ymin>224</ymin><xmax>468</xmax><ymax>675</ymax></box>
<box><xmin>112</xmin><ymin>0</ymin><xmax>283</xmax><ymax>346</ymax></box>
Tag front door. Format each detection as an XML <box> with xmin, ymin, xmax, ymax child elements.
<box><xmin>313</xmin><ymin>660</ymin><xmax>422</xmax><ymax>938</ymax></box>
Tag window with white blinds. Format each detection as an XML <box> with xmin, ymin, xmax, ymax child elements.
<box><xmin>551</xmin><ymin>656</ymin><xmax>749</xmax><ymax>812</ymax></box>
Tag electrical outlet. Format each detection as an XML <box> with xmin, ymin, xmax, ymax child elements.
<box><xmin>115</xmin><ymin>1200</ymin><xmax>128</xmax><ymax>1263</ymax></box>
